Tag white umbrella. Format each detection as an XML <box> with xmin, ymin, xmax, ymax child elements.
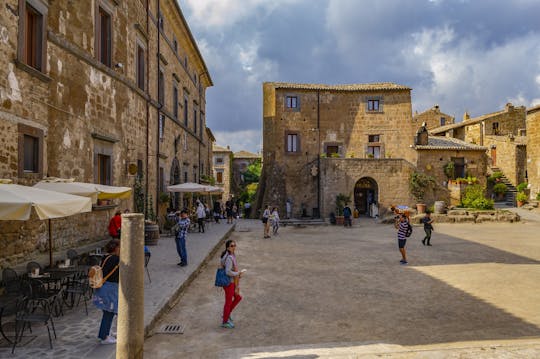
<box><xmin>0</xmin><ymin>181</ymin><xmax>92</xmax><ymax>266</ymax></box>
<box><xmin>203</xmin><ymin>185</ymin><xmax>224</xmax><ymax>193</ymax></box>
<box><xmin>34</xmin><ymin>178</ymin><xmax>132</xmax><ymax>203</ymax></box>
<box><xmin>167</xmin><ymin>182</ymin><xmax>208</xmax><ymax>193</ymax></box>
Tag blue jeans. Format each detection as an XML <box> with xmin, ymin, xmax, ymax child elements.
<box><xmin>176</xmin><ymin>235</ymin><xmax>187</xmax><ymax>264</ymax></box>
<box><xmin>98</xmin><ymin>310</ymin><xmax>115</xmax><ymax>340</ymax></box>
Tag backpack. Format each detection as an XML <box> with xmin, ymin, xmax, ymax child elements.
<box><xmin>405</xmin><ymin>223</ymin><xmax>413</xmax><ymax>237</ymax></box>
<box><xmin>88</xmin><ymin>255</ymin><xmax>119</xmax><ymax>289</ymax></box>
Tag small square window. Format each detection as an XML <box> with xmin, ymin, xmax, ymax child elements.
<box><xmin>286</xmin><ymin>96</ymin><xmax>298</xmax><ymax>109</ymax></box>
<box><xmin>287</xmin><ymin>134</ymin><xmax>299</xmax><ymax>152</ymax></box>
<box><xmin>440</xmin><ymin>117</ymin><xmax>446</xmax><ymax>126</ymax></box>
<box><xmin>368</xmin><ymin>135</ymin><xmax>380</xmax><ymax>143</ymax></box>
<box><xmin>367</xmin><ymin>99</ymin><xmax>380</xmax><ymax>112</ymax></box>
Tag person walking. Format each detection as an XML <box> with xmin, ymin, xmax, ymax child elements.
<box><xmin>421</xmin><ymin>211</ymin><xmax>434</xmax><ymax>246</ymax></box>
<box><xmin>93</xmin><ymin>239</ymin><xmax>120</xmax><ymax>344</ymax></box>
<box><xmin>271</xmin><ymin>207</ymin><xmax>280</xmax><ymax>235</ymax></box>
<box><xmin>343</xmin><ymin>204</ymin><xmax>352</xmax><ymax>227</ymax></box>
<box><xmin>395</xmin><ymin>213</ymin><xmax>409</xmax><ymax>265</ymax></box>
<box><xmin>262</xmin><ymin>205</ymin><xmax>271</xmax><ymax>238</ymax></box>
<box><xmin>196</xmin><ymin>201</ymin><xmax>206</xmax><ymax>233</ymax></box>
<box><xmin>108</xmin><ymin>211</ymin><xmax>122</xmax><ymax>239</ymax></box>
<box><xmin>244</xmin><ymin>202</ymin><xmax>251</xmax><ymax>218</ymax></box>
<box><xmin>220</xmin><ymin>240</ymin><xmax>243</xmax><ymax>329</ymax></box>
<box><xmin>286</xmin><ymin>199</ymin><xmax>292</xmax><ymax>219</ymax></box>
<box><xmin>226</xmin><ymin>198</ymin><xmax>233</xmax><ymax>224</ymax></box>
<box><xmin>175</xmin><ymin>209</ymin><xmax>190</xmax><ymax>266</ymax></box>
<box><xmin>213</xmin><ymin>201</ymin><xmax>221</xmax><ymax>223</ymax></box>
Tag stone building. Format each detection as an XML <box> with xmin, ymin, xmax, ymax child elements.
<box><xmin>430</xmin><ymin>103</ymin><xmax>527</xmax><ymax>187</ymax></box>
<box><xmin>231</xmin><ymin>150</ymin><xmax>260</xmax><ymax>197</ymax></box>
<box><xmin>0</xmin><ymin>0</ymin><xmax>213</xmax><ymax>267</ymax></box>
<box><xmin>256</xmin><ymin>82</ymin><xmax>489</xmax><ymax>219</ymax></box>
<box><xmin>213</xmin><ymin>145</ymin><xmax>233</xmax><ymax>202</ymax></box>
<box><xmin>526</xmin><ymin>105</ymin><xmax>540</xmax><ymax>199</ymax></box>
<box><xmin>413</xmin><ymin>105</ymin><xmax>455</xmax><ymax>130</ymax></box>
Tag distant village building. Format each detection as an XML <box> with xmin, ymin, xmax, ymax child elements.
<box><xmin>526</xmin><ymin>105</ymin><xmax>540</xmax><ymax>199</ymax></box>
<box><xmin>0</xmin><ymin>1</ymin><xmax>213</xmax><ymax>267</ymax></box>
<box><xmin>213</xmin><ymin>145</ymin><xmax>233</xmax><ymax>202</ymax></box>
<box><xmin>256</xmin><ymin>82</ymin><xmax>488</xmax><ymax>219</ymax></box>
<box><xmin>232</xmin><ymin>150</ymin><xmax>260</xmax><ymax>196</ymax></box>
<box><xmin>414</xmin><ymin>105</ymin><xmax>455</xmax><ymax>130</ymax></box>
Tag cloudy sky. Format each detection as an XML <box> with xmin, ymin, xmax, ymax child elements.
<box><xmin>180</xmin><ymin>0</ymin><xmax>540</xmax><ymax>153</ymax></box>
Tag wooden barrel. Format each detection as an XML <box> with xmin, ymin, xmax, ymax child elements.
<box><xmin>434</xmin><ymin>201</ymin><xmax>446</xmax><ymax>214</ymax></box>
<box><xmin>144</xmin><ymin>224</ymin><xmax>160</xmax><ymax>246</ymax></box>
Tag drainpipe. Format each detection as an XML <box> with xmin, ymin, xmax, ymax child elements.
<box><xmin>156</xmin><ymin>0</ymin><xmax>161</xmax><ymax>219</ymax></box>
<box><xmin>145</xmin><ymin>0</ymin><xmax>150</xmax><ymax>211</ymax></box>
<box><xmin>317</xmin><ymin>90</ymin><xmax>321</xmax><ymax>218</ymax></box>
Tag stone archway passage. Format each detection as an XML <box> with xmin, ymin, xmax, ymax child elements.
<box><xmin>354</xmin><ymin>177</ymin><xmax>378</xmax><ymax>216</ymax></box>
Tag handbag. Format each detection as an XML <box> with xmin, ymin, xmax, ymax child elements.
<box><xmin>215</xmin><ymin>268</ymin><xmax>230</xmax><ymax>287</ymax></box>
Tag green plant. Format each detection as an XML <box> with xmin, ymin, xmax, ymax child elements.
<box><xmin>330</xmin><ymin>152</ymin><xmax>340</xmax><ymax>158</ymax></box>
<box><xmin>200</xmin><ymin>174</ymin><xmax>216</xmax><ymax>185</ymax></box>
<box><xmin>443</xmin><ymin>161</ymin><xmax>455</xmax><ymax>179</ymax></box>
<box><xmin>133</xmin><ymin>175</ymin><xmax>145</xmax><ymax>213</ymax></box>
<box><xmin>145</xmin><ymin>195</ymin><xmax>156</xmax><ymax>222</ymax></box>
<box><xmin>488</xmin><ymin>171</ymin><xmax>504</xmax><ymax>184</ymax></box>
<box><xmin>347</xmin><ymin>152</ymin><xmax>355</xmax><ymax>158</ymax></box>
<box><xmin>460</xmin><ymin>184</ymin><xmax>494</xmax><ymax>209</ymax></box>
<box><xmin>367</xmin><ymin>153</ymin><xmax>374</xmax><ymax>158</ymax></box>
<box><xmin>320</xmin><ymin>153</ymin><xmax>327</xmax><ymax>158</ymax></box>
<box><xmin>537</xmin><ymin>192</ymin><xmax>540</xmax><ymax>201</ymax></box>
<box><xmin>335</xmin><ymin>193</ymin><xmax>351</xmax><ymax>216</ymax></box>
<box><xmin>409</xmin><ymin>172</ymin><xmax>436</xmax><ymax>202</ymax></box>
<box><xmin>516</xmin><ymin>192</ymin><xmax>528</xmax><ymax>202</ymax></box>
<box><xmin>493</xmin><ymin>183</ymin><xmax>507</xmax><ymax>195</ymax></box>
<box><xmin>516</xmin><ymin>182</ymin><xmax>528</xmax><ymax>192</ymax></box>
<box><xmin>159</xmin><ymin>192</ymin><xmax>170</xmax><ymax>204</ymax></box>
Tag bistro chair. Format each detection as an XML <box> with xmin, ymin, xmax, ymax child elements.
<box><xmin>66</xmin><ymin>249</ymin><xmax>79</xmax><ymax>266</ymax></box>
<box><xmin>63</xmin><ymin>271</ymin><xmax>91</xmax><ymax>315</ymax></box>
<box><xmin>144</xmin><ymin>251</ymin><xmax>151</xmax><ymax>283</ymax></box>
<box><xmin>11</xmin><ymin>295</ymin><xmax>56</xmax><ymax>353</ymax></box>
<box><xmin>26</xmin><ymin>261</ymin><xmax>43</xmax><ymax>275</ymax></box>
<box><xmin>2</xmin><ymin>268</ymin><xmax>20</xmax><ymax>295</ymax></box>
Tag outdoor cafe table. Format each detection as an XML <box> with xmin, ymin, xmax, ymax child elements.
<box><xmin>0</xmin><ymin>293</ymin><xmax>18</xmax><ymax>344</ymax></box>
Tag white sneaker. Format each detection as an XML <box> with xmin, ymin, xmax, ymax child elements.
<box><xmin>100</xmin><ymin>336</ymin><xmax>117</xmax><ymax>345</ymax></box>
<box><xmin>110</xmin><ymin>331</ymin><xmax>116</xmax><ymax>337</ymax></box>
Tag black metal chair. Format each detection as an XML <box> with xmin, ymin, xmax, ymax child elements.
<box><xmin>2</xmin><ymin>268</ymin><xmax>20</xmax><ymax>295</ymax></box>
<box><xmin>144</xmin><ymin>251</ymin><xmax>151</xmax><ymax>283</ymax></box>
<box><xmin>26</xmin><ymin>261</ymin><xmax>43</xmax><ymax>275</ymax></box>
<box><xmin>11</xmin><ymin>295</ymin><xmax>56</xmax><ymax>353</ymax></box>
<box><xmin>63</xmin><ymin>271</ymin><xmax>91</xmax><ymax>315</ymax></box>
<box><xmin>66</xmin><ymin>249</ymin><xmax>79</xmax><ymax>266</ymax></box>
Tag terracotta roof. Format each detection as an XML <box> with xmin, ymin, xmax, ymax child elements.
<box><xmin>233</xmin><ymin>150</ymin><xmax>260</xmax><ymax>159</ymax></box>
<box><xmin>430</xmin><ymin>109</ymin><xmax>507</xmax><ymax>134</ymax></box>
<box><xmin>266</xmin><ymin>82</ymin><xmax>411</xmax><ymax>91</ymax></box>
<box><xmin>213</xmin><ymin>144</ymin><xmax>231</xmax><ymax>152</ymax></box>
<box><xmin>527</xmin><ymin>104</ymin><xmax>540</xmax><ymax>114</ymax></box>
<box><xmin>415</xmin><ymin>137</ymin><xmax>487</xmax><ymax>151</ymax></box>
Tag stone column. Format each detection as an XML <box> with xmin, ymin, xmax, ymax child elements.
<box><xmin>117</xmin><ymin>213</ymin><xmax>145</xmax><ymax>359</ymax></box>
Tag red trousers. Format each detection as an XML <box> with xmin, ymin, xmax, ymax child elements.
<box><xmin>222</xmin><ymin>282</ymin><xmax>242</xmax><ymax>323</ymax></box>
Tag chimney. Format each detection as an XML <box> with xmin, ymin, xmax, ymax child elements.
<box><xmin>415</xmin><ymin>122</ymin><xmax>429</xmax><ymax>146</ymax></box>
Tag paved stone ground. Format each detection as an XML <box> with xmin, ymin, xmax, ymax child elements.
<box><xmin>0</xmin><ymin>221</ymin><xmax>235</xmax><ymax>358</ymax></box>
<box><xmin>144</xmin><ymin>218</ymin><xmax>540</xmax><ymax>358</ymax></box>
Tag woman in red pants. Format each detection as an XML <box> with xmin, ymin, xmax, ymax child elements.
<box><xmin>220</xmin><ymin>240</ymin><xmax>244</xmax><ymax>328</ymax></box>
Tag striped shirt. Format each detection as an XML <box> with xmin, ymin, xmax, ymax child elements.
<box><xmin>397</xmin><ymin>220</ymin><xmax>409</xmax><ymax>240</ymax></box>
<box><xmin>176</xmin><ymin>217</ymin><xmax>190</xmax><ymax>238</ymax></box>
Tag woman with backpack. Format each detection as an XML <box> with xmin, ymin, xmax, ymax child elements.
<box><xmin>220</xmin><ymin>240</ymin><xmax>244</xmax><ymax>329</ymax></box>
<box><xmin>92</xmin><ymin>239</ymin><xmax>120</xmax><ymax>344</ymax></box>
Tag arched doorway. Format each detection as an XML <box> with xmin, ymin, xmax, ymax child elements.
<box><xmin>170</xmin><ymin>158</ymin><xmax>181</xmax><ymax>210</ymax></box>
<box><xmin>354</xmin><ymin>177</ymin><xmax>378</xmax><ymax>216</ymax></box>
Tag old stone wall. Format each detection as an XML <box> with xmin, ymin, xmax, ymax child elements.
<box><xmin>213</xmin><ymin>150</ymin><xmax>232</xmax><ymax>203</ymax></box>
<box><xmin>0</xmin><ymin>0</ymin><xmax>212</xmax><ymax>267</ymax></box>
<box><xmin>414</xmin><ymin>106</ymin><xmax>455</xmax><ymax>130</ymax></box>
<box><xmin>483</xmin><ymin>136</ymin><xmax>527</xmax><ymax>185</ymax></box>
<box><xmin>526</xmin><ymin>108</ymin><xmax>540</xmax><ymax>198</ymax></box>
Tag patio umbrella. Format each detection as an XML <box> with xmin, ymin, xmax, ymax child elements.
<box><xmin>167</xmin><ymin>182</ymin><xmax>209</xmax><ymax>193</ymax></box>
<box><xmin>34</xmin><ymin>178</ymin><xmax>132</xmax><ymax>203</ymax></box>
<box><xmin>0</xmin><ymin>181</ymin><xmax>92</xmax><ymax>266</ymax></box>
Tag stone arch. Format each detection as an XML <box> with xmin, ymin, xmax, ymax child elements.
<box><xmin>354</xmin><ymin>177</ymin><xmax>378</xmax><ymax>216</ymax></box>
<box><xmin>170</xmin><ymin>157</ymin><xmax>181</xmax><ymax>210</ymax></box>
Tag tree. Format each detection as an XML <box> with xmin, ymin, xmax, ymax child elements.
<box><xmin>243</xmin><ymin>159</ymin><xmax>261</xmax><ymax>184</ymax></box>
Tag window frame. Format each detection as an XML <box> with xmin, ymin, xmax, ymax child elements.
<box><xmin>95</xmin><ymin>1</ymin><xmax>113</xmax><ymax>67</ymax></box>
<box><xmin>285</xmin><ymin>94</ymin><xmax>300</xmax><ymax>111</ymax></box>
<box><xmin>368</xmin><ymin>134</ymin><xmax>380</xmax><ymax>143</ymax></box>
<box><xmin>216</xmin><ymin>170</ymin><xmax>224</xmax><ymax>184</ymax></box>
<box><xmin>158</xmin><ymin>68</ymin><xmax>165</xmax><ymax>105</ymax></box>
<box><xmin>97</xmin><ymin>153</ymin><xmax>112</xmax><ymax>185</ymax></box>
<box><xmin>193</xmin><ymin>102</ymin><xmax>197</xmax><ymax>133</ymax></box>
<box><xmin>183</xmin><ymin>95</ymin><xmax>189</xmax><ymax>126</ymax></box>
<box><xmin>366</xmin><ymin>145</ymin><xmax>381</xmax><ymax>159</ymax></box>
<box><xmin>136</xmin><ymin>40</ymin><xmax>146</xmax><ymax>91</ymax></box>
<box><xmin>172</xmin><ymin>83</ymin><xmax>179</xmax><ymax>119</ymax></box>
<box><xmin>285</xmin><ymin>132</ymin><xmax>300</xmax><ymax>154</ymax></box>
<box><xmin>366</xmin><ymin>97</ymin><xmax>383</xmax><ymax>113</ymax></box>
<box><xmin>17</xmin><ymin>0</ymin><xmax>48</xmax><ymax>73</ymax></box>
<box><xmin>18</xmin><ymin>123</ymin><xmax>43</xmax><ymax>178</ymax></box>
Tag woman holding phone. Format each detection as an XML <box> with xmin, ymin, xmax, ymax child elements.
<box><xmin>220</xmin><ymin>240</ymin><xmax>244</xmax><ymax>328</ymax></box>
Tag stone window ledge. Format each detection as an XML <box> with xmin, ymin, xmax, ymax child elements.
<box><xmin>14</xmin><ymin>59</ymin><xmax>52</xmax><ymax>83</ymax></box>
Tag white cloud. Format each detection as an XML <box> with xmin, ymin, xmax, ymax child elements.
<box><xmin>214</xmin><ymin>129</ymin><xmax>262</xmax><ymax>153</ymax></box>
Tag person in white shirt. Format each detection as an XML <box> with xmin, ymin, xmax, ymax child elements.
<box><xmin>271</xmin><ymin>207</ymin><xmax>280</xmax><ymax>235</ymax></box>
<box><xmin>196</xmin><ymin>201</ymin><xmax>206</xmax><ymax>233</ymax></box>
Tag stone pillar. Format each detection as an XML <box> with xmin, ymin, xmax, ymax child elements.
<box><xmin>117</xmin><ymin>213</ymin><xmax>145</xmax><ymax>359</ymax></box>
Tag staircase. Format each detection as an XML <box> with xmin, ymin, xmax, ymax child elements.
<box><xmin>490</xmin><ymin>166</ymin><xmax>518</xmax><ymax>206</ymax></box>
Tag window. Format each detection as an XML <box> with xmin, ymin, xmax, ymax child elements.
<box><xmin>440</xmin><ymin>117</ymin><xmax>446</xmax><ymax>126</ymax></box>
<box><xmin>159</xmin><ymin>114</ymin><xmax>165</xmax><ymax>141</ymax></box>
<box><xmin>159</xmin><ymin>167</ymin><xmax>164</xmax><ymax>193</ymax></box>
<box><xmin>326</xmin><ymin>145</ymin><xmax>338</xmax><ymax>156</ymax></box>
<box><xmin>158</xmin><ymin>12</ymin><xmax>164</xmax><ymax>31</ymax></box>
<box><xmin>193</xmin><ymin>167</ymin><xmax>197</xmax><ymax>183</ymax></box>
<box><xmin>492</xmin><ymin>122</ymin><xmax>499</xmax><ymax>135</ymax></box>
<box><xmin>183</xmin><ymin>133</ymin><xmax>187</xmax><ymax>152</ymax></box>
<box><xmin>96</xmin><ymin>5</ymin><xmax>112</xmax><ymax>67</ymax></box>
<box><xmin>286</xmin><ymin>96</ymin><xmax>298</xmax><ymax>109</ymax></box>
<box><xmin>367</xmin><ymin>146</ymin><xmax>381</xmax><ymax>159</ymax></box>
<box><xmin>18</xmin><ymin>1</ymin><xmax>47</xmax><ymax>72</ymax></box>
<box><xmin>215</xmin><ymin>157</ymin><xmax>224</xmax><ymax>165</ymax></box>
<box><xmin>173</xmin><ymin>38</ymin><xmax>178</xmax><ymax>54</ymax></box>
<box><xmin>18</xmin><ymin>124</ymin><xmax>43</xmax><ymax>177</ymax></box>
<box><xmin>193</xmin><ymin>105</ymin><xmax>197</xmax><ymax>133</ymax></box>
<box><xmin>183</xmin><ymin>96</ymin><xmax>188</xmax><ymax>126</ymax></box>
<box><xmin>367</xmin><ymin>99</ymin><xmax>380</xmax><ymax>112</ymax></box>
<box><xmin>173</xmin><ymin>85</ymin><xmax>178</xmax><ymax>119</ymax></box>
<box><xmin>184</xmin><ymin>171</ymin><xmax>188</xmax><ymax>183</ymax></box>
<box><xmin>368</xmin><ymin>135</ymin><xmax>380</xmax><ymax>142</ymax></box>
<box><xmin>136</xmin><ymin>44</ymin><xmax>145</xmax><ymax>90</ymax></box>
<box><xmin>286</xmin><ymin>134</ymin><xmax>299</xmax><ymax>153</ymax></box>
<box><xmin>137</xmin><ymin>159</ymin><xmax>143</xmax><ymax>180</ymax></box>
<box><xmin>200</xmin><ymin>112</ymin><xmax>204</xmax><ymax>137</ymax></box>
<box><xmin>97</xmin><ymin>154</ymin><xmax>111</xmax><ymax>185</ymax></box>
<box><xmin>158</xmin><ymin>69</ymin><xmax>165</xmax><ymax>105</ymax></box>
<box><xmin>216</xmin><ymin>170</ymin><xmax>223</xmax><ymax>184</ymax></box>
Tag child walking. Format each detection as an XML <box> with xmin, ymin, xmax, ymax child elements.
<box><xmin>421</xmin><ymin>211</ymin><xmax>434</xmax><ymax>246</ymax></box>
<box><xmin>271</xmin><ymin>207</ymin><xmax>280</xmax><ymax>235</ymax></box>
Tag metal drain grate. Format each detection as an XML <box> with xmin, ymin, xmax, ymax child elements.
<box><xmin>157</xmin><ymin>323</ymin><xmax>185</xmax><ymax>334</ymax></box>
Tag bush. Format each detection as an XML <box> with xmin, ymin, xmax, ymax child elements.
<box><xmin>471</xmin><ymin>197</ymin><xmax>495</xmax><ymax>210</ymax></box>
<box><xmin>488</xmin><ymin>171</ymin><xmax>503</xmax><ymax>184</ymax></box>
<box><xmin>460</xmin><ymin>184</ymin><xmax>494</xmax><ymax>209</ymax></box>
<box><xmin>493</xmin><ymin>183</ymin><xmax>507</xmax><ymax>194</ymax></box>
<box><xmin>537</xmin><ymin>192</ymin><xmax>540</xmax><ymax>201</ymax></box>
<box><xmin>516</xmin><ymin>182</ymin><xmax>528</xmax><ymax>192</ymax></box>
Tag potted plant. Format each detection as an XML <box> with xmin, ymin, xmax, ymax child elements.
<box><xmin>335</xmin><ymin>193</ymin><xmax>350</xmax><ymax>225</ymax></box>
<box><xmin>409</xmin><ymin>172</ymin><xmax>436</xmax><ymax>214</ymax></box>
<box><xmin>492</xmin><ymin>183</ymin><xmax>507</xmax><ymax>201</ymax></box>
<box><xmin>516</xmin><ymin>192</ymin><xmax>528</xmax><ymax>207</ymax></box>
<box><xmin>443</xmin><ymin>161</ymin><xmax>455</xmax><ymax>180</ymax></box>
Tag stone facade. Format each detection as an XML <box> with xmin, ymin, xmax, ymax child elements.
<box><xmin>231</xmin><ymin>150</ymin><xmax>260</xmax><ymax>197</ymax></box>
<box><xmin>527</xmin><ymin>105</ymin><xmax>540</xmax><ymax>199</ymax></box>
<box><xmin>413</xmin><ymin>105</ymin><xmax>455</xmax><ymax>130</ymax></box>
<box><xmin>0</xmin><ymin>0</ymin><xmax>213</xmax><ymax>267</ymax></box>
<box><xmin>213</xmin><ymin>145</ymin><xmax>232</xmax><ymax>203</ymax></box>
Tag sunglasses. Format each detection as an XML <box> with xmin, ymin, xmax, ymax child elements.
<box><xmin>229</xmin><ymin>244</ymin><xmax>236</xmax><ymax>247</ymax></box>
